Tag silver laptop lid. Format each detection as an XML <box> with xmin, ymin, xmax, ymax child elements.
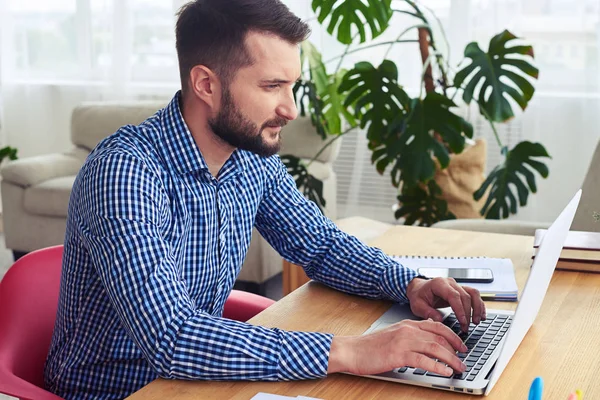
<box><xmin>484</xmin><ymin>189</ymin><xmax>582</xmax><ymax>395</ymax></box>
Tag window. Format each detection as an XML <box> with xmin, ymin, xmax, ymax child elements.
<box><xmin>7</xmin><ymin>0</ymin><xmax>79</xmax><ymax>79</ymax></box>
<box><xmin>2</xmin><ymin>0</ymin><xmax>180</xmax><ymax>83</ymax></box>
<box><xmin>130</xmin><ymin>0</ymin><xmax>179</xmax><ymax>82</ymax></box>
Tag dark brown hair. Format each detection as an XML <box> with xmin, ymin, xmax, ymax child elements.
<box><xmin>175</xmin><ymin>0</ymin><xmax>310</xmax><ymax>95</ymax></box>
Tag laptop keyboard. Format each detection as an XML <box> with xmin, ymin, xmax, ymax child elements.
<box><xmin>393</xmin><ymin>313</ymin><xmax>512</xmax><ymax>381</ymax></box>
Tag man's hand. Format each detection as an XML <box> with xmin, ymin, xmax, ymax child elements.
<box><xmin>406</xmin><ymin>277</ymin><xmax>487</xmax><ymax>332</ymax></box>
<box><xmin>327</xmin><ymin>319</ymin><xmax>467</xmax><ymax>376</ymax></box>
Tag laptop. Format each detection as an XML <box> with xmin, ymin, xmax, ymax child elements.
<box><xmin>360</xmin><ymin>190</ymin><xmax>582</xmax><ymax>395</ymax></box>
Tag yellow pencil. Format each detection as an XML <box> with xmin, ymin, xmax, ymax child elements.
<box><xmin>576</xmin><ymin>389</ymin><xmax>583</xmax><ymax>400</ymax></box>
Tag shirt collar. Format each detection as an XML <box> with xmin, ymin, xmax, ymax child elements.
<box><xmin>159</xmin><ymin>91</ymin><xmax>249</xmax><ymax>177</ymax></box>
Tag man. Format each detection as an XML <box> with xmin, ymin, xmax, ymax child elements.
<box><xmin>44</xmin><ymin>0</ymin><xmax>485</xmax><ymax>398</ymax></box>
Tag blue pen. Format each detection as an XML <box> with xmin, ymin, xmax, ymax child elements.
<box><xmin>528</xmin><ymin>376</ymin><xmax>543</xmax><ymax>400</ymax></box>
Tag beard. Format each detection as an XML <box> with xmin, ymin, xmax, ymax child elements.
<box><xmin>208</xmin><ymin>86</ymin><xmax>287</xmax><ymax>157</ymax></box>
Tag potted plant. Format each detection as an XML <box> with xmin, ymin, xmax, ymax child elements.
<box><xmin>282</xmin><ymin>0</ymin><xmax>550</xmax><ymax>226</ymax></box>
<box><xmin>0</xmin><ymin>146</ymin><xmax>17</xmax><ymax>165</ymax></box>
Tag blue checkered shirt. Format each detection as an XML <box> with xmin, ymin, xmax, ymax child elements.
<box><xmin>43</xmin><ymin>92</ymin><xmax>418</xmax><ymax>399</ymax></box>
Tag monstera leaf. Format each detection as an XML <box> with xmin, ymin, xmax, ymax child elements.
<box><xmin>474</xmin><ymin>141</ymin><xmax>550</xmax><ymax>219</ymax></box>
<box><xmin>280</xmin><ymin>155</ymin><xmax>326</xmax><ymax>212</ymax></box>
<box><xmin>370</xmin><ymin>92</ymin><xmax>473</xmax><ymax>188</ymax></box>
<box><xmin>454</xmin><ymin>30</ymin><xmax>538</xmax><ymax>122</ymax></box>
<box><xmin>312</xmin><ymin>0</ymin><xmax>393</xmax><ymax>44</ymax></box>
<box><xmin>395</xmin><ymin>180</ymin><xmax>456</xmax><ymax>226</ymax></box>
<box><xmin>339</xmin><ymin>60</ymin><xmax>410</xmax><ymax>144</ymax></box>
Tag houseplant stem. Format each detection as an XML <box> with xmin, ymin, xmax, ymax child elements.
<box><xmin>323</xmin><ymin>40</ymin><xmax>419</xmax><ymax>69</ymax></box>
<box><xmin>478</xmin><ymin>106</ymin><xmax>504</xmax><ymax>149</ymax></box>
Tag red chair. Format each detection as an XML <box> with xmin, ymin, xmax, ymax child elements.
<box><xmin>0</xmin><ymin>245</ymin><xmax>275</xmax><ymax>400</ymax></box>
<box><xmin>0</xmin><ymin>245</ymin><xmax>64</xmax><ymax>400</ymax></box>
<box><xmin>223</xmin><ymin>289</ymin><xmax>275</xmax><ymax>322</ymax></box>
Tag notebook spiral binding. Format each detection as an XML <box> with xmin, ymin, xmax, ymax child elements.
<box><xmin>391</xmin><ymin>255</ymin><xmax>488</xmax><ymax>260</ymax></box>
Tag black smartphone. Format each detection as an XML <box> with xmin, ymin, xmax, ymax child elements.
<box><xmin>417</xmin><ymin>267</ymin><xmax>494</xmax><ymax>283</ymax></box>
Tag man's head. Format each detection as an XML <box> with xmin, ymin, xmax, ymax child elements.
<box><xmin>175</xmin><ymin>0</ymin><xmax>310</xmax><ymax>157</ymax></box>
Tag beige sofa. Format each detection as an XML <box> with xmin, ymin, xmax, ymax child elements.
<box><xmin>0</xmin><ymin>102</ymin><xmax>340</xmax><ymax>293</ymax></box>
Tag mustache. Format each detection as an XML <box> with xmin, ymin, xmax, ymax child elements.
<box><xmin>262</xmin><ymin>117</ymin><xmax>288</xmax><ymax>130</ymax></box>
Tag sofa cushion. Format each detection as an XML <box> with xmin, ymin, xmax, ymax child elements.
<box><xmin>0</xmin><ymin>148</ymin><xmax>87</xmax><ymax>187</ymax></box>
<box><xmin>24</xmin><ymin>176</ymin><xmax>75</xmax><ymax>217</ymax></box>
<box><xmin>71</xmin><ymin>102</ymin><xmax>166</xmax><ymax>151</ymax></box>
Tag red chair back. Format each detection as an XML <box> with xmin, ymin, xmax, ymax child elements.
<box><xmin>0</xmin><ymin>244</ymin><xmax>274</xmax><ymax>400</ymax></box>
<box><xmin>223</xmin><ymin>290</ymin><xmax>275</xmax><ymax>322</ymax></box>
<box><xmin>0</xmin><ymin>245</ymin><xmax>64</xmax><ymax>400</ymax></box>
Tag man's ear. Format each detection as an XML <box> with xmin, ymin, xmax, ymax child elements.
<box><xmin>189</xmin><ymin>65</ymin><xmax>221</xmax><ymax>109</ymax></box>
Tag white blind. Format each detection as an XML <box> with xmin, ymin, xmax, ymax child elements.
<box><xmin>333</xmin><ymin>129</ymin><xmax>400</xmax><ymax>223</ymax></box>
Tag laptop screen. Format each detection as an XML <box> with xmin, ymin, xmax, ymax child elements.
<box><xmin>484</xmin><ymin>190</ymin><xmax>581</xmax><ymax>395</ymax></box>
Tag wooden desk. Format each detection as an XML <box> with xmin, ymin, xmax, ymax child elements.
<box><xmin>127</xmin><ymin>226</ymin><xmax>600</xmax><ymax>399</ymax></box>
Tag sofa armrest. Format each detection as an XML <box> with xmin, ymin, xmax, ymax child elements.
<box><xmin>1</xmin><ymin>149</ymin><xmax>86</xmax><ymax>187</ymax></box>
<box><xmin>432</xmin><ymin>219</ymin><xmax>552</xmax><ymax>236</ymax></box>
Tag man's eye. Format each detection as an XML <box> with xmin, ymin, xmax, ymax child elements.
<box><xmin>266</xmin><ymin>84</ymin><xmax>280</xmax><ymax>90</ymax></box>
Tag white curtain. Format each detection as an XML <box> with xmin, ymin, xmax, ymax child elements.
<box><xmin>0</xmin><ymin>0</ymin><xmax>185</xmax><ymax>158</ymax></box>
<box><xmin>0</xmin><ymin>0</ymin><xmax>599</xmax><ymax>223</ymax></box>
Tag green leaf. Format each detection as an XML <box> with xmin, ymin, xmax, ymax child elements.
<box><xmin>299</xmin><ymin>41</ymin><xmax>357</xmax><ymax>136</ymax></box>
<box><xmin>338</xmin><ymin>60</ymin><xmax>410</xmax><ymax>144</ymax></box>
<box><xmin>474</xmin><ymin>141</ymin><xmax>550</xmax><ymax>219</ymax></box>
<box><xmin>301</xmin><ymin>41</ymin><xmax>329</xmax><ymax>95</ymax></box>
<box><xmin>311</xmin><ymin>0</ymin><xmax>393</xmax><ymax>44</ymax></box>
<box><xmin>322</xmin><ymin>68</ymin><xmax>358</xmax><ymax>135</ymax></box>
<box><xmin>394</xmin><ymin>180</ymin><xmax>456</xmax><ymax>226</ymax></box>
<box><xmin>0</xmin><ymin>146</ymin><xmax>18</xmax><ymax>164</ymax></box>
<box><xmin>454</xmin><ymin>30</ymin><xmax>538</xmax><ymax>122</ymax></box>
<box><xmin>370</xmin><ymin>92</ymin><xmax>473</xmax><ymax>188</ymax></box>
<box><xmin>280</xmin><ymin>155</ymin><xmax>326</xmax><ymax>212</ymax></box>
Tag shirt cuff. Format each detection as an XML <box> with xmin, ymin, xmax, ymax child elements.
<box><xmin>377</xmin><ymin>260</ymin><xmax>419</xmax><ymax>304</ymax></box>
<box><xmin>277</xmin><ymin>330</ymin><xmax>333</xmax><ymax>381</ymax></box>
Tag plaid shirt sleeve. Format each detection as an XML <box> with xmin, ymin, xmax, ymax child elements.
<box><xmin>79</xmin><ymin>152</ymin><xmax>332</xmax><ymax>381</ymax></box>
<box><xmin>255</xmin><ymin>156</ymin><xmax>418</xmax><ymax>304</ymax></box>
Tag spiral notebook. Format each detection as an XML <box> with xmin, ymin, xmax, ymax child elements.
<box><xmin>390</xmin><ymin>255</ymin><xmax>518</xmax><ymax>301</ymax></box>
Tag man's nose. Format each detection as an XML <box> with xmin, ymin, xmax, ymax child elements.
<box><xmin>277</xmin><ymin>89</ymin><xmax>298</xmax><ymax>121</ymax></box>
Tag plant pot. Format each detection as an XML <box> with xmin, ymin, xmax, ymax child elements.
<box><xmin>434</xmin><ymin>138</ymin><xmax>488</xmax><ymax>219</ymax></box>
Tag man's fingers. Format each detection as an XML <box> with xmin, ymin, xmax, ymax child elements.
<box><xmin>418</xmin><ymin>319</ymin><xmax>467</xmax><ymax>353</ymax></box>
<box><xmin>463</xmin><ymin>286</ymin><xmax>486</xmax><ymax>324</ymax></box>
<box><xmin>405</xmin><ymin>352</ymin><xmax>455</xmax><ymax>377</ymax></box>
<box><xmin>420</xmin><ymin>307</ymin><xmax>444</xmax><ymax>322</ymax></box>
<box><xmin>431</xmin><ymin>280</ymin><xmax>469</xmax><ymax>331</ymax></box>
<box><xmin>416</xmin><ymin>324</ymin><xmax>455</xmax><ymax>354</ymax></box>
<box><xmin>451</xmin><ymin>282</ymin><xmax>473</xmax><ymax>329</ymax></box>
<box><xmin>409</xmin><ymin>341</ymin><xmax>466</xmax><ymax>373</ymax></box>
